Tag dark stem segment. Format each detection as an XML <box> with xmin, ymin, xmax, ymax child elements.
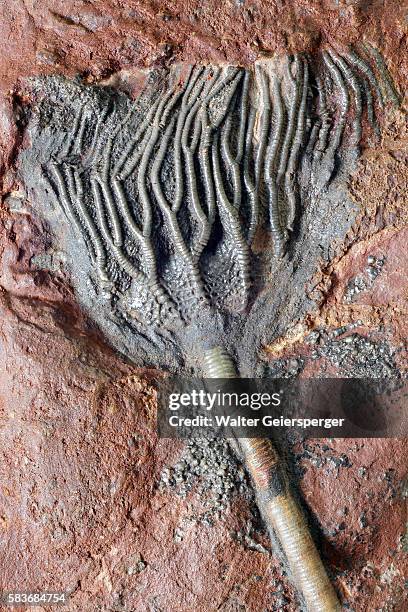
<box><xmin>203</xmin><ymin>347</ymin><xmax>341</xmax><ymax>612</ymax></box>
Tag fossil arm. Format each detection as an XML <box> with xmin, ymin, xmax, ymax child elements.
<box><xmin>19</xmin><ymin>43</ymin><xmax>400</xmax><ymax>612</ymax></box>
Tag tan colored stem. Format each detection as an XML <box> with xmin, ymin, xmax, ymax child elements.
<box><xmin>203</xmin><ymin>347</ymin><xmax>341</xmax><ymax>612</ymax></box>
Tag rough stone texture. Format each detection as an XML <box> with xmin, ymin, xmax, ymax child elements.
<box><xmin>0</xmin><ymin>1</ymin><xmax>407</xmax><ymax>611</ymax></box>
<box><xmin>1</xmin><ymin>1</ymin><xmax>407</xmax><ymax>183</ymax></box>
<box><xmin>1</xmin><ymin>1</ymin><xmax>407</xmax><ymax>89</ymax></box>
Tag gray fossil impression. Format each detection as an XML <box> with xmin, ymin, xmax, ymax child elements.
<box><xmin>18</xmin><ymin>44</ymin><xmax>399</xmax><ymax>373</ymax></box>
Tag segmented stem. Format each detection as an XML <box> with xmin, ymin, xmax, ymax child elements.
<box><xmin>203</xmin><ymin>348</ymin><xmax>341</xmax><ymax>612</ymax></box>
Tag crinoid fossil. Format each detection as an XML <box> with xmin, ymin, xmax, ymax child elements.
<box><xmin>19</xmin><ymin>44</ymin><xmax>399</xmax><ymax>372</ymax></box>
<box><xmin>17</xmin><ymin>43</ymin><xmax>400</xmax><ymax>611</ymax></box>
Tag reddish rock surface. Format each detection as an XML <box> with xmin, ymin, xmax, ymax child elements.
<box><xmin>1</xmin><ymin>1</ymin><xmax>407</xmax><ymax>180</ymax></box>
<box><xmin>1</xmin><ymin>290</ymin><xmax>407</xmax><ymax>611</ymax></box>
<box><xmin>1</xmin><ymin>1</ymin><xmax>407</xmax><ymax>89</ymax></box>
<box><xmin>0</xmin><ymin>1</ymin><xmax>407</xmax><ymax>611</ymax></box>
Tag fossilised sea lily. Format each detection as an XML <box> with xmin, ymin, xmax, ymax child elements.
<box><xmin>17</xmin><ymin>43</ymin><xmax>400</xmax><ymax>611</ymax></box>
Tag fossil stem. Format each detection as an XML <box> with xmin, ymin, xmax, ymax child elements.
<box><xmin>203</xmin><ymin>346</ymin><xmax>341</xmax><ymax>612</ymax></box>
